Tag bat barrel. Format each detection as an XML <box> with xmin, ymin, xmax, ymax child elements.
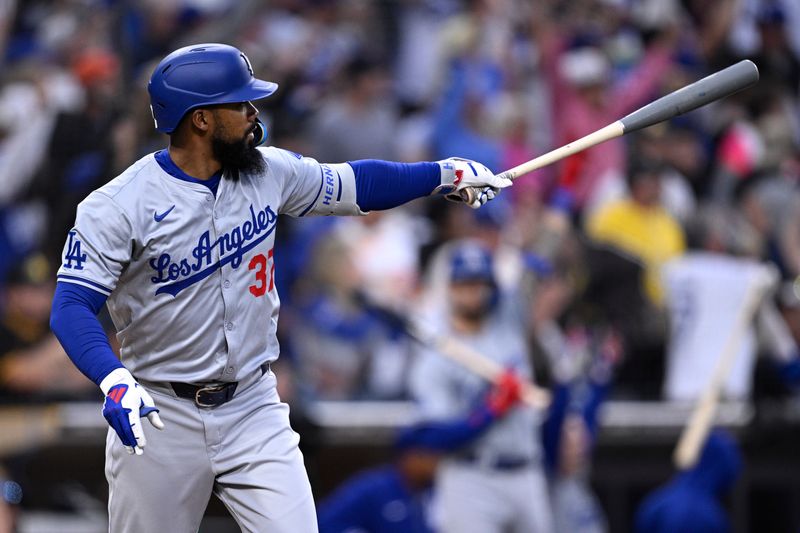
<box><xmin>620</xmin><ymin>60</ymin><xmax>759</xmax><ymax>134</ymax></box>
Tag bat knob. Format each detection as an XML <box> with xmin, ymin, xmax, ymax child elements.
<box><xmin>444</xmin><ymin>187</ymin><xmax>478</xmax><ymax>206</ymax></box>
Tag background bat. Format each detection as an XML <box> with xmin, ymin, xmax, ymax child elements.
<box><xmin>357</xmin><ymin>293</ymin><xmax>552</xmax><ymax>410</ymax></box>
<box><xmin>672</xmin><ymin>272</ymin><xmax>774</xmax><ymax>470</ymax></box>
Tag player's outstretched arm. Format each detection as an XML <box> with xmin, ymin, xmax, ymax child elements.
<box><xmin>350</xmin><ymin>157</ymin><xmax>512</xmax><ymax>211</ymax></box>
<box><xmin>50</xmin><ymin>282</ymin><xmax>164</xmax><ymax>455</ymax></box>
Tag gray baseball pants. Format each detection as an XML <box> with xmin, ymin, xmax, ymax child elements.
<box><xmin>104</xmin><ymin>369</ymin><xmax>317</xmax><ymax>532</ymax></box>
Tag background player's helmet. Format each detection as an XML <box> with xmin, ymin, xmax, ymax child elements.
<box><xmin>148</xmin><ymin>43</ymin><xmax>278</xmax><ymax>134</ymax></box>
<box><xmin>449</xmin><ymin>241</ymin><xmax>499</xmax><ymax>312</ymax></box>
<box><xmin>450</xmin><ymin>241</ymin><xmax>496</xmax><ymax>285</ymax></box>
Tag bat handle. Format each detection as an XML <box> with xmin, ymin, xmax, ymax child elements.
<box><xmin>495</xmin><ymin>170</ymin><xmax>514</xmax><ymax>182</ymax></box>
<box><xmin>522</xmin><ymin>382</ymin><xmax>551</xmax><ymax>410</ymax></box>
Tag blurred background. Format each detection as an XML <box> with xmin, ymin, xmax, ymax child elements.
<box><xmin>0</xmin><ymin>0</ymin><xmax>799</xmax><ymax>531</ymax></box>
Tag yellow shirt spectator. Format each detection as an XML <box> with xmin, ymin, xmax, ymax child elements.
<box><xmin>587</xmin><ymin>198</ymin><xmax>685</xmax><ymax>305</ymax></box>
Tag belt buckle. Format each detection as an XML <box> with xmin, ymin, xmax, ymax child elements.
<box><xmin>194</xmin><ymin>384</ymin><xmax>227</xmax><ymax>407</ymax></box>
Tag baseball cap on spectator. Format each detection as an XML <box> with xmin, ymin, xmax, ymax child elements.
<box><xmin>6</xmin><ymin>253</ymin><xmax>51</xmax><ymax>286</ymax></box>
<box><xmin>0</xmin><ymin>464</ymin><xmax>21</xmax><ymax>506</ymax></box>
<box><xmin>72</xmin><ymin>49</ymin><xmax>120</xmax><ymax>87</ymax></box>
<box><xmin>757</xmin><ymin>3</ymin><xmax>785</xmax><ymax>26</ymax></box>
<box><xmin>559</xmin><ymin>48</ymin><xmax>610</xmax><ymax>87</ymax></box>
<box><xmin>1</xmin><ymin>480</ymin><xmax>22</xmax><ymax>506</ymax></box>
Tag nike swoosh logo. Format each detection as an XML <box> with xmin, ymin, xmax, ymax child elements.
<box><xmin>154</xmin><ymin>205</ymin><xmax>175</xmax><ymax>222</ymax></box>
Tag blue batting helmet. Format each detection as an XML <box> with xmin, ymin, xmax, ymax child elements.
<box><xmin>148</xmin><ymin>43</ymin><xmax>278</xmax><ymax>134</ymax></box>
<box><xmin>450</xmin><ymin>241</ymin><xmax>495</xmax><ymax>284</ymax></box>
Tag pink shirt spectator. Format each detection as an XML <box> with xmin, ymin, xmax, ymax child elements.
<box><xmin>541</xmin><ymin>36</ymin><xmax>673</xmax><ymax>209</ymax></box>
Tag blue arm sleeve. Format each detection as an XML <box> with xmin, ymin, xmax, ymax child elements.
<box><xmin>350</xmin><ymin>159</ymin><xmax>441</xmax><ymax>211</ymax></box>
<box><xmin>397</xmin><ymin>405</ymin><xmax>498</xmax><ymax>453</ymax></box>
<box><xmin>582</xmin><ymin>379</ymin><xmax>611</xmax><ymax>440</ymax></box>
<box><xmin>541</xmin><ymin>383</ymin><xmax>571</xmax><ymax>474</ymax></box>
<box><xmin>50</xmin><ymin>282</ymin><xmax>123</xmax><ymax>386</ymax></box>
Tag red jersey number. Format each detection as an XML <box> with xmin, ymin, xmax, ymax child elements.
<box><xmin>248</xmin><ymin>249</ymin><xmax>275</xmax><ymax>297</ymax></box>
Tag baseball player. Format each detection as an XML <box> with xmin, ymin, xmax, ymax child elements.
<box><xmin>48</xmin><ymin>43</ymin><xmax>510</xmax><ymax>532</ymax></box>
<box><xmin>634</xmin><ymin>430</ymin><xmax>742</xmax><ymax>533</ymax></box>
<box><xmin>317</xmin><ymin>373</ymin><xmax>523</xmax><ymax>533</ymax></box>
<box><xmin>410</xmin><ymin>240</ymin><xmax>554</xmax><ymax>533</ymax></box>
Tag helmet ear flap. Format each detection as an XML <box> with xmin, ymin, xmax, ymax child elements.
<box><xmin>253</xmin><ymin>118</ymin><xmax>268</xmax><ymax>146</ymax></box>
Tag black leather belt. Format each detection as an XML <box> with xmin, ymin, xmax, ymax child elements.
<box><xmin>170</xmin><ymin>363</ymin><xmax>270</xmax><ymax>407</ymax></box>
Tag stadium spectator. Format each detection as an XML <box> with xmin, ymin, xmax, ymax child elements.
<box><xmin>308</xmin><ymin>55</ymin><xmax>398</xmax><ymax>163</ymax></box>
<box><xmin>634</xmin><ymin>430</ymin><xmax>742</xmax><ymax>533</ymax></box>
<box><xmin>317</xmin><ymin>427</ymin><xmax>438</xmax><ymax>533</ymax></box>
<box><xmin>0</xmin><ymin>254</ymin><xmax>93</xmax><ymax>402</ymax></box>
<box><xmin>586</xmin><ymin>159</ymin><xmax>686</xmax><ymax>306</ymax></box>
<box><xmin>535</xmin><ymin>10</ymin><xmax>677</xmax><ymax>213</ymax></box>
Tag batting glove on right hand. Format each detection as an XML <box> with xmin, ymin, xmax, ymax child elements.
<box><xmin>100</xmin><ymin>368</ymin><xmax>164</xmax><ymax>455</ymax></box>
<box><xmin>485</xmin><ymin>369</ymin><xmax>523</xmax><ymax>418</ymax></box>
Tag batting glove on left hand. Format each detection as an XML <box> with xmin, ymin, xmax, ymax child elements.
<box><xmin>100</xmin><ymin>368</ymin><xmax>164</xmax><ymax>456</ymax></box>
<box><xmin>434</xmin><ymin>157</ymin><xmax>512</xmax><ymax>209</ymax></box>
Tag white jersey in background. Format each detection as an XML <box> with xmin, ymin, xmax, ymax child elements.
<box><xmin>661</xmin><ymin>252</ymin><xmax>772</xmax><ymax>401</ymax></box>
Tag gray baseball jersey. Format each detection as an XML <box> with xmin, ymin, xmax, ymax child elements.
<box><xmin>410</xmin><ymin>294</ymin><xmax>553</xmax><ymax>533</ymax></box>
<box><xmin>56</xmin><ymin>147</ymin><xmax>361</xmax><ymax>384</ymax></box>
<box><xmin>410</xmin><ymin>295</ymin><xmax>542</xmax><ymax>463</ymax></box>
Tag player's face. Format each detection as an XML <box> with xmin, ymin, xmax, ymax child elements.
<box><xmin>209</xmin><ymin>101</ymin><xmax>265</xmax><ymax>176</ymax></box>
<box><xmin>211</xmin><ymin>101</ymin><xmax>258</xmax><ymax>142</ymax></box>
<box><xmin>449</xmin><ymin>280</ymin><xmax>493</xmax><ymax>320</ymax></box>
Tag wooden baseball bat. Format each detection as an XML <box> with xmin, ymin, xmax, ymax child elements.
<box><xmin>408</xmin><ymin>321</ymin><xmax>552</xmax><ymax>410</ymax></box>
<box><xmin>672</xmin><ymin>274</ymin><xmax>769</xmax><ymax>470</ymax></box>
<box><xmin>461</xmin><ymin>60</ymin><xmax>759</xmax><ymax>203</ymax></box>
<box><xmin>354</xmin><ymin>293</ymin><xmax>551</xmax><ymax>409</ymax></box>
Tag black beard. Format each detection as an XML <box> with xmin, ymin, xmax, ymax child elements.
<box><xmin>211</xmin><ymin>131</ymin><xmax>265</xmax><ymax>179</ymax></box>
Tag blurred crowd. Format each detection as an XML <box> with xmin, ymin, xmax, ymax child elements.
<box><xmin>0</xmin><ymin>0</ymin><xmax>799</xmax><ymax>409</ymax></box>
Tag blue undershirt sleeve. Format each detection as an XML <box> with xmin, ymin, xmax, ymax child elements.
<box><xmin>541</xmin><ymin>383</ymin><xmax>571</xmax><ymax>474</ymax></box>
<box><xmin>398</xmin><ymin>405</ymin><xmax>498</xmax><ymax>453</ymax></box>
<box><xmin>350</xmin><ymin>159</ymin><xmax>441</xmax><ymax>211</ymax></box>
<box><xmin>50</xmin><ymin>281</ymin><xmax>123</xmax><ymax>386</ymax></box>
<box><xmin>583</xmin><ymin>379</ymin><xmax>611</xmax><ymax>440</ymax></box>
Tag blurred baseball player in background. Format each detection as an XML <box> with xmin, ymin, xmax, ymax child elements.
<box><xmin>410</xmin><ymin>240</ymin><xmax>553</xmax><ymax>533</ymax></box>
<box><xmin>317</xmin><ymin>372</ymin><xmax>523</xmax><ymax>533</ymax></box>
<box><xmin>317</xmin><ymin>423</ymin><xmax>442</xmax><ymax>533</ymax></box>
<box><xmin>48</xmin><ymin>43</ymin><xmax>510</xmax><ymax>532</ymax></box>
<box><xmin>635</xmin><ymin>430</ymin><xmax>742</xmax><ymax>533</ymax></box>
